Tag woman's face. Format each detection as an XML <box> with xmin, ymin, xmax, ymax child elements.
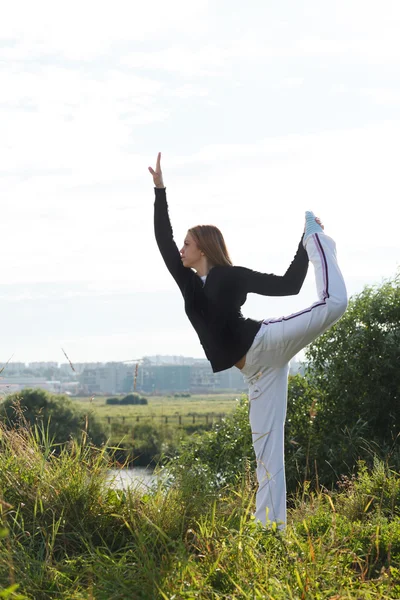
<box><xmin>180</xmin><ymin>231</ymin><xmax>203</xmax><ymax>269</ymax></box>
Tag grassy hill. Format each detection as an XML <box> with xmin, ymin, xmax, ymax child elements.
<box><xmin>1</xmin><ymin>418</ymin><xmax>399</xmax><ymax>599</ymax></box>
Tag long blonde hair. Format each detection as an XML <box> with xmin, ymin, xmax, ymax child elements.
<box><xmin>188</xmin><ymin>225</ymin><xmax>232</xmax><ymax>267</ymax></box>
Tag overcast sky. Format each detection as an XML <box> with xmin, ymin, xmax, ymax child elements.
<box><xmin>1</xmin><ymin>0</ymin><xmax>399</xmax><ymax>365</ymax></box>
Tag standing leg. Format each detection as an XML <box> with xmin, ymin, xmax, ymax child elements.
<box><xmin>247</xmin><ymin>364</ymin><xmax>289</xmax><ymax>527</ymax></box>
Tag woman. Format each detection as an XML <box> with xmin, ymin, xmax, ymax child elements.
<box><xmin>149</xmin><ymin>152</ymin><xmax>347</xmax><ymax>528</ymax></box>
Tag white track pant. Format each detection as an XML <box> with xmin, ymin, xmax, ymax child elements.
<box><xmin>241</xmin><ymin>233</ymin><xmax>348</xmax><ymax>528</ymax></box>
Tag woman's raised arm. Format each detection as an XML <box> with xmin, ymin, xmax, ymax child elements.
<box><xmin>150</xmin><ymin>153</ymin><xmax>190</xmax><ymax>292</ymax></box>
<box><xmin>235</xmin><ymin>216</ymin><xmax>324</xmax><ymax>296</ymax></box>
<box><xmin>235</xmin><ymin>236</ymin><xmax>309</xmax><ymax>296</ymax></box>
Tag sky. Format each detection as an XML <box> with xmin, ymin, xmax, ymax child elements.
<box><xmin>1</xmin><ymin>0</ymin><xmax>399</xmax><ymax>364</ymax></box>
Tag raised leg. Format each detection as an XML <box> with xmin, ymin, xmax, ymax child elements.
<box><xmin>255</xmin><ymin>232</ymin><xmax>347</xmax><ymax>368</ymax></box>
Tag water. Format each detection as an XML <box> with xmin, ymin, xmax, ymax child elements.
<box><xmin>107</xmin><ymin>467</ymin><xmax>158</xmax><ymax>491</ymax></box>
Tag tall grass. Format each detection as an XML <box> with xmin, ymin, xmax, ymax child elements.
<box><xmin>1</xmin><ymin>417</ymin><xmax>400</xmax><ymax>599</ymax></box>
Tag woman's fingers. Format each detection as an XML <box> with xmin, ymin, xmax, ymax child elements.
<box><xmin>149</xmin><ymin>153</ymin><xmax>162</xmax><ymax>176</ymax></box>
<box><xmin>148</xmin><ymin>153</ymin><xmax>164</xmax><ymax>187</ymax></box>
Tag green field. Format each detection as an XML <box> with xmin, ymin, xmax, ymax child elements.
<box><xmin>73</xmin><ymin>392</ymin><xmax>242</xmax><ymax>419</ymax></box>
<box><xmin>72</xmin><ymin>394</ymin><xmax>245</xmax><ymax>460</ymax></box>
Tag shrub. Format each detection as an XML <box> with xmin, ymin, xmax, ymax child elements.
<box><xmin>106</xmin><ymin>394</ymin><xmax>148</xmax><ymax>406</ymax></box>
<box><xmin>106</xmin><ymin>397</ymin><xmax>119</xmax><ymax>405</ymax></box>
<box><xmin>304</xmin><ymin>273</ymin><xmax>400</xmax><ymax>487</ymax></box>
<box><xmin>165</xmin><ymin>396</ymin><xmax>253</xmax><ymax>491</ymax></box>
<box><xmin>0</xmin><ymin>388</ymin><xmax>106</xmax><ymax>447</ymax></box>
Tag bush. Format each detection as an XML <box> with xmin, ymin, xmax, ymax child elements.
<box><xmin>166</xmin><ymin>396</ymin><xmax>253</xmax><ymax>491</ymax></box>
<box><xmin>0</xmin><ymin>388</ymin><xmax>106</xmax><ymax>447</ymax></box>
<box><xmin>304</xmin><ymin>273</ymin><xmax>400</xmax><ymax>487</ymax></box>
<box><xmin>105</xmin><ymin>397</ymin><xmax>119</xmax><ymax>405</ymax></box>
<box><xmin>121</xmin><ymin>393</ymin><xmax>147</xmax><ymax>405</ymax></box>
<box><xmin>106</xmin><ymin>394</ymin><xmax>148</xmax><ymax>406</ymax></box>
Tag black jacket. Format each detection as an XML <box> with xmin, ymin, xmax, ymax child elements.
<box><xmin>154</xmin><ymin>188</ymin><xmax>309</xmax><ymax>372</ymax></box>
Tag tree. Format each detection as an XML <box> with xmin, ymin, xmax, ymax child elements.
<box><xmin>304</xmin><ymin>273</ymin><xmax>400</xmax><ymax>484</ymax></box>
<box><xmin>0</xmin><ymin>388</ymin><xmax>106</xmax><ymax>447</ymax></box>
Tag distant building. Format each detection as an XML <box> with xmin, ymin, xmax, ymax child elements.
<box><xmin>138</xmin><ymin>364</ymin><xmax>191</xmax><ymax>394</ymax></box>
<box><xmin>188</xmin><ymin>362</ymin><xmax>247</xmax><ymax>393</ymax></box>
<box><xmin>0</xmin><ymin>377</ymin><xmax>61</xmax><ymax>394</ymax></box>
<box><xmin>68</xmin><ymin>362</ymin><xmax>104</xmax><ymax>375</ymax></box>
<box><xmin>80</xmin><ymin>363</ymin><xmax>133</xmax><ymax>395</ymax></box>
<box><xmin>77</xmin><ymin>359</ymin><xmax>248</xmax><ymax>395</ymax></box>
<box><xmin>144</xmin><ymin>355</ymin><xmax>207</xmax><ymax>366</ymax></box>
<box><xmin>0</xmin><ymin>355</ymin><xmax>306</xmax><ymax>397</ymax></box>
<box><xmin>28</xmin><ymin>362</ymin><xmax>58</xmax><ymax>370</ymax></box>
<box><xmin>133</xmin><ymin>361</ymin><xmax>246</xmax><ymax>394</ymax></box>
<box><xmin>0</xmin><ymin>362</ymin><xmax>26</xmax><ymax>374</ymax></box>
<box><xmin>59</xmin><ymin>363</ymin><xmax>76</xmax><ymax>376</ymax></box>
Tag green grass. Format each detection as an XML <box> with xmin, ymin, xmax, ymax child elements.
<box><xmin>73</xmin><ymin>393</ymin><xmax>239</xmax><ymax>418</ymax></box>
<box><xmin>1</xmin><ymin>417</ymin><xmax>400</xmax><ymax>599</ymax></box>
<box><xmin>73</xmin><ymin>394</ymin><xmax>241</xmax><ymax>462</ymax></box>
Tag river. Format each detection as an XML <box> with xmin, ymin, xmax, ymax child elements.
<box><xmin>107</xmin><ymin>467</ymin><xmax>158</xmax><ymax>491</ymax></box>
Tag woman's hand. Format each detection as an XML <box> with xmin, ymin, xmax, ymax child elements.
<box><xmin>148</xmin><ymin>152</ymin><xmax>165</xmax><ymax>188</ymax></box>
